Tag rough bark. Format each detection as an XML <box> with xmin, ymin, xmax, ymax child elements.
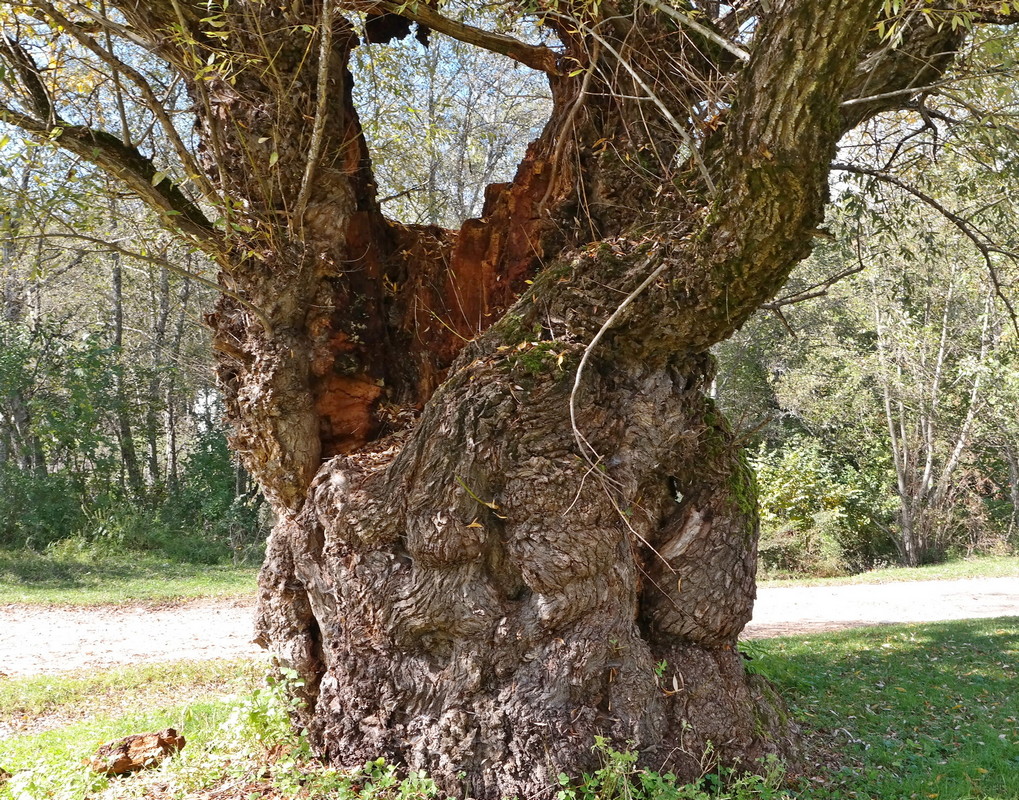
<box><xmin>256</xmin><ymin>251</ymin><xmax>795</xmax><ymax>794</ymax></box>
<box><xmin>1</xmin><ymin>0</ymin><xmax>996</xmax><ymax>796</ymax></box>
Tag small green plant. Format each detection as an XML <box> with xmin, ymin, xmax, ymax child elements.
<box><xmin>220</xmin><ymin>667</ymin><xmax>309</xmax><ymax>754</ymax></box>
<box><xmin>555</xmin><ymin>738</ymin><xmax>790</xmax><ymax>800</ymax></box>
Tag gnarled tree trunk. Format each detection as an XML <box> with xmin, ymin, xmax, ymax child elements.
<box><xmin>1</xmin><ymin>0</ymin><xmax>990</xmax><ymax>796</ymax></box>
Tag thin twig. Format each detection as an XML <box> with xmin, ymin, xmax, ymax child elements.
<box><xmin>569</xmin><ymin>253</ymin><xmax>668</xmax><ymax>464</ymax></box>
<box><xmin>578</xmin><ymin>24</ymin><xmax>716</xmax><ymax>192</ymax></box>
<box><xmin>643</xmin><ymin>0</ymin><xmax>750</xmax><ymax>62</ymax></box>
<box><xmin>538</xmin><ymin>41</ymin><xmax>601</xmax><ymax>217</ymax></box>
<box><xmin>294</xmin><ymin>0</ymin><xmax>334</xmax><ymax>230</ymax></box>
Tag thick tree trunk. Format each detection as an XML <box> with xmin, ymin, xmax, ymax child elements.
<box><xmin>28</xmin><ymin>0</ymin><xmax>938</xmax><ymax>794</ymax></box>
<box><xmin>256</xmin><ymin>311</ymin><xmax>793</xmax><ymax>796</ymax></box>
<box><xmin>227</xmin><ymin>3</ymin><xmax>875</xmax><ymax>795</ymax></box>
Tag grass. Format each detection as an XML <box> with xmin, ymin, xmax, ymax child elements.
<box><xmin>750</xmin><ymin>616</ymin><xmax>1019</xmax><ymax>799</ymax></box>
<box><xmin>0</xmin><ymin>659</ymin><xmax>265</xmax><ymax>739</ymax></box>
<box><xmin>0</xmin><ymin>658</ymin><xmax>266</xmax><ymax>800</ymax></box>
<box><xmin>0</xmin><ymin>546</ymin><xmax>258</xmax><ymax>605</ymax></box>
<box><xmin>759</xmin><ymin>554</ymin><xmax>1019</xmax><ymax>588</ymax></box>
<box><xmin>3</xmin><ymin>620</ymin><xmax>1018</xmax><ymax>799</ymax></box>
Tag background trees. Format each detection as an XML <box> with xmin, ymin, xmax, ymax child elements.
<box><xmin>0</xmin><ymin>141</ymin><xmax>264</xmax><ymax>560</ymax></box>
<box><xmin>717</xmin><ymin>63</ymin><xmax>1019</xmax><ymax>569</ymax></box>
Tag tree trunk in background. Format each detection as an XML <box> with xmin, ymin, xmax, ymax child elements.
<box><xmin>144</xmin><ymin>265</ymin><xmax>171</xmax><ymax>485</ymax></box>
<box><xmin>1</xmin><ymin>166</ymin><xmax>46</xmax><ymax>476</ymax></box>
<box><xmin>163</xmin><ymin>274</ymin><xmax>192</xmax><ymax>493</ymax></box>
<box><xmin>108</xmin><ymin>208</ymin><xmax>144</xmax><ymax>496</ymax></box>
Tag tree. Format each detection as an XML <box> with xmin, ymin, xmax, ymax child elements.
<box><xmin>1</xmin><ymin>1</ymin><xmax>1016</xmax><ymax>795</ymax></box>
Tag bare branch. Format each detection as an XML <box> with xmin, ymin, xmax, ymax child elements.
<box><xmin>367</xmin><ymin>2</ymin><xmax>560</xmax><ymax>74</ymax></box>
<box><xmin>642</xmin><ymin>0</ymin><xmax>750</xmax><ymax>62</ymax></box>
<box><xmin>0</xmin><ymin>35</ymin><xmax>54</xmax><ymax>121</ymax></box>
<box><xmin>761</xmin><ymin>262</ymin><xmax>867</xmax><ymax>309</ymax></box>
<box><xmin>9</xmin><ymin>230</ymin><xmax>271</xmax><ymax>334</ymax></box>
<box><xmin>577</xmin><ymin>22</ymin><xmax>715</xmax><ymax>192</ymax></box>
<box><xmin>62</xmin><ymin>3</ymin><xmax>148</xmax><ymax>48</ymax></box>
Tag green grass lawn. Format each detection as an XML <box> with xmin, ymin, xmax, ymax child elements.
<box><xmin>0</xmin><ymin>547</ymin><xmax>258</xmax><ymax>605</ymax></box>
<box><xmin>0</xmin><ymin>658</ymin><xmax>267</xmax><ymax>800</ymax></box>
<box><xmin>753</xmin><ymin>617</ymin><xmax>1019</xmax><ymax>799</ymax></box>
<box><xmin>2</xmin><ymin>619</ymin><xmax>1017</xmax><ymax>800</ymax></box>
<box><xmin>759</xmin><ymin>554</ymin><xmax>1019</xmax><ymax>588</ymax></box>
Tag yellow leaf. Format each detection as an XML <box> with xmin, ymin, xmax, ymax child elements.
<box><xmin>466</xmin><ymin>519</ymin><xmax>484</xmax><ymax>529</ymax></box>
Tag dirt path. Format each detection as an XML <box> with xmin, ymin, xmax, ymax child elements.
<box><xmin>0</xmin><ymin>598</ymin><xmax>263</xmax><ymax>678</ymax></box>
<box><xmin>744</xmin><ymin>576</ymin><xmax>1019</xmax><ymax>638</ymax></box>
<box><xmin>1</xmin><ymin>577</ymin><xmax>1017</xmax><ymax>677</ymax></box>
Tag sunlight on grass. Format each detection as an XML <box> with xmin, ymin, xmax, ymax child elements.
<box><xmin>3</xmin><ymin>621</ymin><xmax>1018</xmax><ymax>799</ymax></box>
<box><xmin>0</xmin><ymin>547</ymin><xmax>258</xmax><ymax>605</ymax></box>
<box><xmin>0</xmin><ymin>659</ymin><xmax>264</xmax><ymax>736</ymax></box>
<box><xmin>759</xmin><ymin>554</ymin><xmax>1019</xmax><ymax>588</ymax></box>
<box><xmin>0</xmin><ymin>658</ymin><xmax>266</xmax><ymax>800</ymax></box>
<box><xmin>752</xmin><ymin>617</ymin><xmax>1019</xmax><ymax>800</ymax></box>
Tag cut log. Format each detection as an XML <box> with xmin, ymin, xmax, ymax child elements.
<box><xmin>88</xmin><ymin>728</ymin><xmax>186</xmax><ymax>776</ymax></box>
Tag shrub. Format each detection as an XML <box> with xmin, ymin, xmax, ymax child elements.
<box><xmin>751</xmin><ymin>438</ymin><xmax>894</xmax><ymax>576</ymax></box>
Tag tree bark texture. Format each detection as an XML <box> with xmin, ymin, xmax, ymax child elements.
<box><xmin>3</xmin><ymin>0</ymin><xmax>991</xmax><ymax>795</ymax></box>
<box><xmin>146</xmin><ymin>1</ymin><xmax>880</xmax><ymax>793</ymax></box>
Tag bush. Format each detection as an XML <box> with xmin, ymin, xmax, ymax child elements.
<box><xmin>751</xmin><ymin>438</ymin><xmax>894</xmax><ymax>576</ymax></box>
<box><xmin>0</xmin><ymin>427</ymin><xmax>268</xmax><ymax>564</ymax></box>
<box><xmin>0</xmin><ymin>467</ymin><xmax>86</xmax><ymax>550</ymax></box>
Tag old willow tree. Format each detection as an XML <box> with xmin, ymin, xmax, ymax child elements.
<box><xmin>1</xmin><ymin>0</ymin><xmax>1015</xmax><ymax>794</ymax></box>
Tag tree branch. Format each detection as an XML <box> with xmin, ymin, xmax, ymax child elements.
<box><xmin>29</xmin><ymin>0</ymin><xmax>221</xmax><ymax>204</ymax></box>
<box><xmin>642</xmin><ymin>0</ymin><xmax>750</xmax><ymax>63</ymax></box>
<box><xmin>842</xmin><ymin>14</ymin><xmax>967</xmax><ymax>130</ymax></box>
<box><xmin>761</xmin><ymin>262</ymin><xmax>867</xmax><ymax>309</ymax></box>
<box><xmin>0</xmin><ymin>101</ymin><xmax>220</xmax><ymax>251</ymax></box>
<box><xmin>0</xmin><ymin>35</ymin><xmax>54</xmax><ymax>121</ymax></box>
<box><xmin>835</xmin><ymin>162</ymin><xmax>1019</xmax><ymax>335</ymax></box>
<box><xmin>293</xmin><ymin>0</ymin><xmax>335</xmax><ymax>230</ymax></box>
<box><xmin>64</xmin><ymin>4</ymin><xmax>146</xmax><ymax>47</ymax></box>
<box><xmin>366</xmin><ymin>2</ymin><xmax>560</xmax><ymax>74</ymax></box>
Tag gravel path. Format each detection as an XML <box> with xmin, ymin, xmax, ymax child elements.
<box><xmin>0</xmin><ymin>598</ymin><xmax>262</xmax><ymax>678</ymax></box>
<box><xmin>1</xmin><ymin>577</ymin><xmax>1017</xmax><ymax>677</ymax></box>
<box><xmin>743</xmin><ymin>576</ymin><xmax>1019</xmax><ymax>638</ymax></box>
